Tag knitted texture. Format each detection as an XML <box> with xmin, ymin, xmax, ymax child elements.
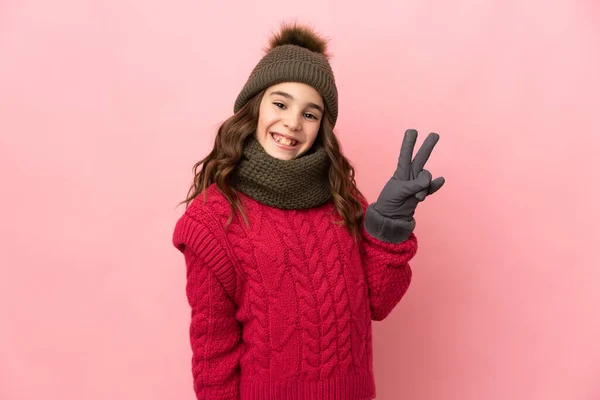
<box><xmin>232</xmin><ymin>136</ymin><xmax>331</xmax><ymax>209</ymax></box>
<box><xmin>173</xmin><ymin>185</ymin><xmax>418</xmax><ymax>400</ymax></box>
<box><xmin>234</xmin><ymin>44</ymin><xmax>339</xmax><ymax>126</ymax></box>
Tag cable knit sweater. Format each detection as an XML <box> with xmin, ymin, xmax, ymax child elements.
<box><xmin>172</xmin><ymin>184</ymin><xmax>418</xmax><ymax>400</ymax></box>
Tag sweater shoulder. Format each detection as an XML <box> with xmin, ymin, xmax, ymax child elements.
<box><xmin>182</xmin><ymin>184</ymin><xmax>232</xmax><ymax>223</ymax></box>
<box><xmin>172</xmin><ymin>184</ymin><xmax>237</xmax><ymax>295</ymax></box>
<box><xmin>173</xmin><ymin>184</ymin><xmax>232</xmax><ymax>250</ymax></box>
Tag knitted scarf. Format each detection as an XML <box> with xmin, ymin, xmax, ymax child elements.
<box><xmin>232</xmin><ymin>137</ymin><xmax>331</xmax><ymax>209</ymax></box>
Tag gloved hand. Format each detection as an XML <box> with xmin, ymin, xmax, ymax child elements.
<box><xmin>364</xmin><ymin>129</ymin><xmax>445</xmax><ymax>243</ymax></box>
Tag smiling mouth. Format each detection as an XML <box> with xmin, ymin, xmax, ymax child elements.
<box><xmin>270</xmin><ymin>132</ymin><xmax>299</xmax><ymax>147</ymax></box>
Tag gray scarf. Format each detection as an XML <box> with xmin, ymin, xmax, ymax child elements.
<box><xmin>232</xmin><ymin>137</ymin><xmax>331</xmax><ymax>209</ymax></box>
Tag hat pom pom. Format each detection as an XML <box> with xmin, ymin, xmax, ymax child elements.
<box><xmin>267</xmin><ymin>22</ymin><xmax>329</xmax><ymax>58</ymax></box>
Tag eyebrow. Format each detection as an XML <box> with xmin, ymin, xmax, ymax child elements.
<box><xmin>269</xmin><ymin>91</ymin><xmax>324</xmax><ymax>114</ymax></box>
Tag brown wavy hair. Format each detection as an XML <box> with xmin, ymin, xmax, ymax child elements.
<box><xmin>181</xmin><ymin>89</ymin><xmax>365</xmax><ymax>239</ymax></box>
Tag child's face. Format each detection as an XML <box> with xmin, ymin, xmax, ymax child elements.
<box><xmin>256</xmin><ymin>82</ymin><xmax>324</xmax><ymax>161</ymax></box>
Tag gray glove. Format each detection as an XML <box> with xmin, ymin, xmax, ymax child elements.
<box><xmin>364</xmin><ymin>129</ymin><xmax>445</xmax><ymax>243</ymax></box>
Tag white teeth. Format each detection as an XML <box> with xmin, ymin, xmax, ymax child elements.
<box><xmin>272</xmin><ymin>133</ymin><xmax>297</xmax><ymax>146</ymax></box>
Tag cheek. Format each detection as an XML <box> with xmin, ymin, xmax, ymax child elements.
<box><xmin>257</xmin><ymin>110</ymin><xmax>276</xmax><ymax>131</ymax></box>
<box><xmin>307</xmin><ymin>124</ymin><xmax>320</xmax><ymax>145</ymax></box>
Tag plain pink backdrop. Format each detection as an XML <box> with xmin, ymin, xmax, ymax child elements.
<box><xmin>1</xmin><ymin>1</ymin><xmax>598</xmax><ymax>399</ymax></box>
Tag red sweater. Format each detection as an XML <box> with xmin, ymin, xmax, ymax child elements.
<box><xmin>172</xmin><ymin>184</ymin><xmax>418</xmax><ymax>400</ymax></box>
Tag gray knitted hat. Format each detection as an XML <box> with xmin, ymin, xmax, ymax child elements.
<box><xmin>234</xmin><ymin>23</ymin><xmax>339</xmax><ymax>126</ymax></box>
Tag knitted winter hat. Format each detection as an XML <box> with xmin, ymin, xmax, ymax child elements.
<box><xmin>234</xmin><ymin>23</ymin><xmax>339</xmax><ymax>126</ymax></box>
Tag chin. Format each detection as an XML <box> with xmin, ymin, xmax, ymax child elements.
<box><xmin>267</xmin><ymin>145</ymin><xmax>302</xmax><ymax>160</ymax></box>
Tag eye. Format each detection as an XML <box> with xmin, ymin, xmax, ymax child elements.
<box><xmin>273</xmin><ymin>102</ymin><xmax>286</xmax><ymax>109</ymax></box>
<box><xmin>304</xmin><ymin>113</ymin><xmax>319</xmax><ymax>120</ymax></box>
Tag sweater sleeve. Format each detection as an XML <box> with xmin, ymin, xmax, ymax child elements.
<box><xmin>173</xmin><ymin>212</ymin><xmax>242</xmax><ymax>400</ymax></box>
<box><xmin>359</xmin><ymin>199</ymin><xmax>419</xmax><ymax>321</ymax></box>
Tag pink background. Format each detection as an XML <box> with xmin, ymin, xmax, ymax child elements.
<box><xmin>1</xmin><ymin>1</ymin><xmax>599</xmax><ymax>399</ymax></box>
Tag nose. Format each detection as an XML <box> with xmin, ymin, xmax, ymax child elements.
<box><xmin>283</xmin><ymin>114</ymin><xmax>301</xmax><ymax>131</ymax></box>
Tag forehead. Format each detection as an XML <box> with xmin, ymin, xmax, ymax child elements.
<box><xmin>267</xmin><ymin>82</ymin><xmax>323</xmax><ymax>105</ymax></box>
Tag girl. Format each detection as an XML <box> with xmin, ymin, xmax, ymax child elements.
<box><xmin>173</xmin><ymin>22</ymin><xmax>444</xmax><ymax>400</ymax></box>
